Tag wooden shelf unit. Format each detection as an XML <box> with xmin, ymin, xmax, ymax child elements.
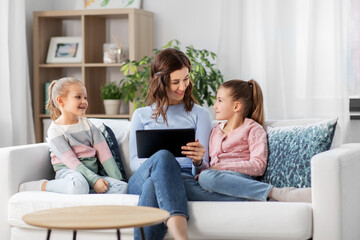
<box><xmin>33</xmin><ymin>9</ymin><xmax>154</xmax><ymax>142</ymax></box>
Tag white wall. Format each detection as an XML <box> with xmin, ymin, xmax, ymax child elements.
<box><xmin>142</xmin><ymin>0</ymin><xmax>221</xmax><ymax>51</ymax></box>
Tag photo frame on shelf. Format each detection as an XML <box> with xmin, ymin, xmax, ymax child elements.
<box><xmin>46</xmin><ymin>37</ymin><xmax>82</xmax><ymax>63</ymax></box>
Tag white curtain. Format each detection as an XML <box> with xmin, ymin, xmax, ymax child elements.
<box><xmin>0</xmin><ymin>0</ymin><xmax>35</xmax><ymax>147</ymax></box>
<box><xmin>348</xmin><ymin>0</ymin><xmax>360</xmax><ymax>96</ymax></box>
<box><xmin>217</xmin><ymin>0</ymin><xmax>350</xmax><ymax>143</ymax></box>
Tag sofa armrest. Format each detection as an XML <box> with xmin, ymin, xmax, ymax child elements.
<box><xmin>311</xmin><ymin>143</ymin><xmax>360</xmax><ymax>240</ymax></box>
<box><xmin>1</xmin><ymin>143</ymin><xmax>54</xmax><ymax>198</ymax></box>
<box><xmin>0</xmin><ymin>143</ymin><xmax>53</xmax><ymax>240</ymax></box>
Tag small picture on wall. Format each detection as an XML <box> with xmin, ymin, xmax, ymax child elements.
<box><xmin>46</xmin><ymin>37</ymin><xmax>82</xmax><ymax>63</ymax></box>
<box><xmin>75</xmin><ymin>0</ymin><xmax>142</xmax><ymax>9</ymax></box>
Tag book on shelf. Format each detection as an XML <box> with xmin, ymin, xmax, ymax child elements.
<box><xmin>44</xmin><ymin>82</ymin><xmax>50</xmax><ymax>114</ymax></box>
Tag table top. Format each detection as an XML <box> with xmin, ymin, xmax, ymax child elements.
<box><xmin>22</xmin><ymin>205</ymin><xmax>170</xmax><ymax>230</ymax></box>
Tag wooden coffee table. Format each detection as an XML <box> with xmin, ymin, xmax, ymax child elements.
<box><xmin>22</xmin><ymin>205</ymin><xmax>170</xmax><ymax>240</ymax></box>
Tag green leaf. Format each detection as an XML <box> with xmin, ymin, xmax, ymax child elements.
<box><xmin>101</xmin><ymin>82</ymin><xmax>122</xmax><ymax>99</ymax></box>
<box><xmin>120</xmin><ymin>64</ymin><xmax>129</xmax><ymax>76</ymax></box>
<box><xmin>130</xmin><ymin>64</ymin><xmax>138</xmax><ymax>74</ymax></box>
<box><xmin>101</xmin><ymin>0</ymin><xmax>110</xmax><ymax>7</ymax></box>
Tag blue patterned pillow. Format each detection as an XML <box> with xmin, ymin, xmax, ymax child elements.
<box><xmin>260</xmin><ymin>119</ymin><xmax>337</xmax><ymax>188</ymax></box>
<box><xmin>98</xmin><ymin>123</ymin><xmax>128</xmax><ymax>182</ymax></box>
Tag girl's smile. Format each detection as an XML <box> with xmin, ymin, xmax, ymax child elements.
<box><xmin>56</xmin><ymin>83</ymin><xmax>88</xmax><ymax>124</ymax></box>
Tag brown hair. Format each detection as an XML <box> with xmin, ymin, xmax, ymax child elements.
<box><xmin>46</xmin><ymin>77</ymin><xmax>84</xmax><ymax>121</ymax></box>
<box><xmin>221</xmin><ymin>79</ymin><xmax>265</xmax><ymax>126</ymax></box>
<box><xmin>147</xmin><ymin>48</ymin><xmax>197</xmax><ymax>124</ymax></box>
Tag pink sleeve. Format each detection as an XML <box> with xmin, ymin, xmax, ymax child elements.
<box><xmin>247</xmin><ymin>127</ymin><xmax>268</xmax><ymax>175</ymax></box>
<box><xmin>208</xmin><ymin>128</ymin><xmax>216</xmax><ymax>166</ymax></box>
<box><xmin>90</xmin><ymin>121</ymin><xmax>113</xmax><ymax>163</ymax></box>
<box><xmin>94</xmin><ymin>141</ymin><xmax>113</xmax><ymax>163</ymax></box>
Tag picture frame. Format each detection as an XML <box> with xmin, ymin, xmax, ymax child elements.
<box><xmin>46</xmin><ymin>37</ymin><xmax>82</xmax><ymax>63</ymax></box>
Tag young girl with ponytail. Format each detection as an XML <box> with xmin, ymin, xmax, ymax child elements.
<box><xmin>19</xmin><ymin>77</ymin><xmax>127</xmax><ymax>195</ymax></box>
<box><xmin>197</xmin><ymin>79</ymin><xmax>311</xmax><ymax>202</ymax></box>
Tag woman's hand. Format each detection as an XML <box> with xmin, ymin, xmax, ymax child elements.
<box><xmin>181</xmin><ymin>139</ymin><xmax>205</xmax><ymax>166</ymax></box>
<box><xmin>93</xmin><ymin>178</ymin><xmax>109</xmax><ymax>193</ymax></box>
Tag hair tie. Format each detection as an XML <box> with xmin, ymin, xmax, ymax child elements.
<box><xmin>155</xmin><ymin>71</ymin><xmax>165</xmax><ymax>76</ymax></box>
<box><xmin>248</xmin><ymin>82</ymin><xmax>253</xmax><ymax>88</ymax></box>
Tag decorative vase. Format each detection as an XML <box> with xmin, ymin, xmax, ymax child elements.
<box><xmin>103</xmin><ymin>99</ymin><xmax>121</xmax><ymax>115</ymax></box>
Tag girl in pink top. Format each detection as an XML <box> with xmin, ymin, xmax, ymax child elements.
<box><xmin>198</xmin><ymin>80</ymin><xmax>311</xmax><ymax>202</ymax></box>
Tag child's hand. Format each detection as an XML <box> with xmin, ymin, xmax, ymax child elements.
<box><xmin>93</xmin><ymin>178</ymin><xmax>109</xmax><ymax>193</ymax></box>
<box><xmin>194</xmin><ymin>174</ymin><xmax>200</xmax><ymax>181</ymax></box>
<box><xmin>181</xmin><ymin>139</ymin><xmax>205</xmax><ymax>166</ymax></box>
<box><xmin>209</xmin><ymin>164</ymin><xmax>220</xmax><ymax>170</ymax></box>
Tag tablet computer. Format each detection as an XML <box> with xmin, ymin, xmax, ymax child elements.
<box><xmin>136</xmin><ymin>128</ymin><xmax>195</xmax><ymax>158</ymax></box>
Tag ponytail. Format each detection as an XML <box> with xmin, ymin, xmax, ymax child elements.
<box><xmin>221</xmin><ymin>79</ymin><xmax>265</xmax><ymax>127</ymax></box>
<box><xmin>46</xmin><ymin>80</ymin><xmax>62</xmax><ymax>121</ymax></box>
<box><xmin>45</xmin><ymin>77</ymin><xmax>84</xmax><ymax>121</ymax></box>
<box><xmin>248</xmin><ymin>79</ymin><xmax>264</xmax><ymax>127</ymax></box>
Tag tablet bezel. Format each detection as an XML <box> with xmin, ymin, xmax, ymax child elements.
<box><xmin>136</xmin><ymin>128</ymin><xmax>195</xmax><ymax>158</ymax></box>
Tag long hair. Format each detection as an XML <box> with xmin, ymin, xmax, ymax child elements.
<box><xmin>147</xmin><ymin>48</ymin><xmax>197</xmax><ymax>124</ymax></box>
<box><xmin>221</xmin><ymin>79</ymin><xmax>265</xmax><ymax>127</ymax></box>
<box><xmin>46</xmin><ymin>77</ymin><xmax>84</xmax><ymax>121</ymax></box>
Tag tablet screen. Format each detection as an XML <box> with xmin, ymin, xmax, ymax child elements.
<box><xmin>136</xmin><ymin>128</ymin><xmax>195</xmax><ymax>158</ymax></box>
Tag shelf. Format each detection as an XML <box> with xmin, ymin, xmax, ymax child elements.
<box><xmin>39</xmin><ymin>64</ymin><xmax>82</xmax><ymax>68</ymax></box>
<box><xmin>33</xmin><ymin>9</ymin><xmax>154</xmax><ymax>142</ymax></box>
<box><xmin>40</xmin><ymin>114</ymin><xmax>130</xmax><ymax>119</ymax></box>
<box><xmin>35</xmin><ymin>8</ymin><xmax>152</xmax><ymax>18</ymax></box>
<box><xmin>38</xmin><ymin>63</ymin><xmax>125</xmax><ymax>68</ymax></box>
<box><xmin>85</xmin><ymin>63</ymin><xmax>125</xmax><ymax>67</ymax></box>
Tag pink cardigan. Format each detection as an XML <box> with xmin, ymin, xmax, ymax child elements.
<box><xmin>209</xmin><ymin>118</ymin><xmax>268</xmax><ymax>176</ymax></box>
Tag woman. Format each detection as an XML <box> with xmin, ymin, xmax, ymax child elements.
<box><xmin>128</xmin><ymin>48</ymin><xmax>240</xmax><ymax>240</ymax></box>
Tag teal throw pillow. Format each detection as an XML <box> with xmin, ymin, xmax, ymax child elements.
<box><xmin>260</xmin><ymin>119</ymin><xmax>337</xmax><ymax>188</ymax></box>
<box><xmin>98</xmin><ymin>123</ymin><xmax>128</xmax><ymax>182</ymax></box>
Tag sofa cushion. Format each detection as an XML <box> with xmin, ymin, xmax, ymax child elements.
<box><xmin>98</xmin><ymin>123</ymin><xmax>128</xmax><ymax>181</ymax></box>
<box><xmin>265</xmin><ymin>118</ymin><xmax>341</xmax><ymax>149</ymax></box>
<box><xmin>89</xmin><ymin>118</ymin><xmax>133</xmax><ymax>177</ymax></box>
<box><xmin>261</xmin><ymin>118</ymin><xmax>337</xmax><ymax>188</ymax></box>
<box><xmin>187</xmin><ymin>201</ymin><xmax>312</xmax><ymax>239</ymax></box>
<box><xmin>8</xmin><ymin>192</ymin><xmax>139</xmax><ymax>229</ymax></box>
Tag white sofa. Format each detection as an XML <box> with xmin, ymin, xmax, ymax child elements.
<box><xmin>1</xmin><ymin>118</ymin><xmax>360</xmax><ymax>240</ymax></box>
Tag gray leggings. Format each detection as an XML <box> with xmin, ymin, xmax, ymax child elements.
<box><xmin>46</xmin><ymin>168</ymin><xmax>128</xmax><ymax>194</ymax></box>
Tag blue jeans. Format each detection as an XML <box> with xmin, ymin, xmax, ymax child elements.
<box><xmin>128</xmin><ymin>150</ymin><xmax>255</xmax><ymax>240</ymax></box>
<box><xmin>181</xmin><ymin>168</ymin><xmax>250</xmax><ymax>201</ymax></box>
<box><xmin>128</xmin><ymin>150</ymin><xmax>188</xmax><ymax>240</ymax></box>
<box><xmin>198</xmin><ymin>169</ymin><xmax>273</xmax><ymax>201</ymax></box>
<box><xmin>46</xmin><ymin>168</ymin><xmax>128</xmax><ymax>194</ymax></box>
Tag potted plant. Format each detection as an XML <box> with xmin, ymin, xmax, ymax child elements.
<box><xmin>119</xmin><ymin>40</ymin><xmax>224</xmax><ymax>109</ymax></box>
<box><xmin>100</xmin><ymin>82</ymin><xmax>122</xmax><ymax>115</ymax></box>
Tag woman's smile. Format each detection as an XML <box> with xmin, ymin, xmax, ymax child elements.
<box><xmin>166</xmin><ymin>66</ymin><xmax>190</xmax><ymax>105</ymax></box>
<box><xmin>175</xmin><ymin>91</ymin><xmax>185</xmax><ymax>96</ymax></box>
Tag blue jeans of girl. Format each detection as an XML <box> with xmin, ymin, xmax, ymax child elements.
<box><xmin>198</xmin><ymin>169</ymin><xmax>273</xmax><ymax>201</ymax></box>
<box><xmin>46</xmin><ymin>168</ymin><xmax>128</xmax><ymax>194</ymax></box>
